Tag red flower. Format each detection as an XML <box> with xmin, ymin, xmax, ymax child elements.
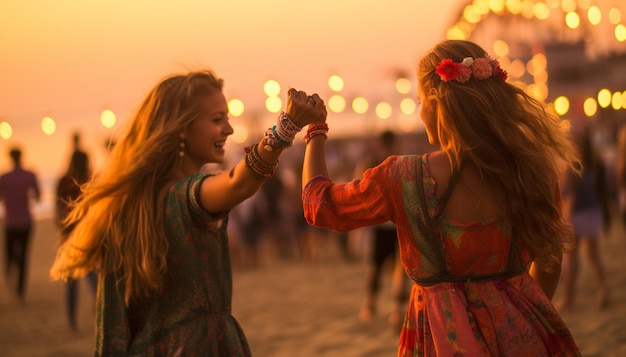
<box><xmin>456</xmin><ymin>64</ymin><xmax>472</xmax><ymax>83</ymax></box>
<box><xmin>494</xmin><ymin>66</ymin><xmax>508</xmax><ymax>82</ymax></box>
<box><xmin>486</xmin><ymin>54</ymin><xmax>508</xmax><ymax>82</ymax></box>
<box><xmin>436</xmin><ymin>59</ymin><xmax>460</xmax><ymax>82</ymax></box>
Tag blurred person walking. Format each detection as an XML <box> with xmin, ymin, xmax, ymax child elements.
<box><xmin>55</xmin><ymin>133</ymin><xmax>98</xmax><ymax>332</ymax></box>
<box><xmin>50</xmin><ymin>70</ymin><xmax>323</xmax><ymax>356</ymax></box>
<box><xmin>356</xmin><ymin>130</ymin><xmax>409</xmax><ymax>329</ymax></box>
<box><xmin>557</xmin><ymin>123</ymin><xmax>609</xmax><ymax>311</ymax></box>
<box><xmin>0</xmin><ymin>147</ymin><xmax>41</xmax><ymax>303</ymax></box>
<box><xmin>616</xmin><ymin>125</ymin><xmax>626</xmax><ymax>231</ymax></box>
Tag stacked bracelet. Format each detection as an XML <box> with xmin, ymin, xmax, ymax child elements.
<box><xmin>244</xmin><ymin>143</ymin><xmax>278</xmax><ymax>180</ymax></box>
<box><xmin>304</xmin><ymin>122</ymin><xmax>329</xmax><ymax>144</ymax></box>
<box><xmin>262</xmin><ymin>111</ymin><xmax>302</xmax><ymax>151</ymax></box>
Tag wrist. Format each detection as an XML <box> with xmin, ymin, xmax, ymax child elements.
<box><xmin>262</xmin><ymin>111</ymin><xmax>302</xmax><ymax>151</ymax></box>
<box><xmin>304</xmin><ymin>122</ymin><xmax>329</xmax><ymax>144</ymax></box>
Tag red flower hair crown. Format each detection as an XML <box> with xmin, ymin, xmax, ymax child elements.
<box><xmin>435</xmin><ymin>54</ymin><xmax>508</xmax><ymax>83</ymax></box>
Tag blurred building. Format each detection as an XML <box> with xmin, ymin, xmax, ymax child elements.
<box><xmin>444</xmin><ymin>0</ymin><xmax>626</xmax><ymax>130</ymax></box>
<box><xmin>442</xmin><ymin>0</ymin><xmax>626</xmax><ymax>197</ymax></box>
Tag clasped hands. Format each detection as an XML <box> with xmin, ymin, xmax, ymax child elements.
<box><xmin>286</xmin><ymin>88</ymin><xmax>327</xmax><ymax>129</ymax></box>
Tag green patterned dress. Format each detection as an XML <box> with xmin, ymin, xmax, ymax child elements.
<box><xmin>94</xmin><ymin>173</ymin><xmax>251</xmax><ymax>356</ymax></box>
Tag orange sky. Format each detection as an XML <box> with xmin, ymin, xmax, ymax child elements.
<box><xmin>0</xmin><ymin>1</ymin><xmax>461</xmax><ymax>179</ymax></box>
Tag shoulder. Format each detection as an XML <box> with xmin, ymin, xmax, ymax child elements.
<box><xmin>371</xmin><ymin>155</ymin><xmax>421</xmax><ymax>178</ymax></box>
<box><xmin>422</xmin><ymin>151</ymin><xmax>450</xmax><ymax>181</ymax></box>
<box><xmin>171</xmin><ymin>173</ymin><xmax>209</xmax><ymax>189</ymax></box>
<box><xmin>167</xmin><ymin>173</ymin><xmax>227</xmax><ymax>222</ymax></box>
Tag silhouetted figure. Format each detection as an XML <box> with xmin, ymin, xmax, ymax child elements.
<box><xmin>0</xmin><ymin>147</ymin><xmax>41</xmax><ymax>302</ymax></box>
<box><xmin>616</xmin><ymin>125</ymin><xmax>626</xmax><ymax>231</ymax></box>
<box><xmin>557</xmin><ymin>124</ymin><xmax>609</xmax><ymax>311</ymax></box>
<box><xmin>357</xmin><ymin>130</ymin><xmax>409</xmax><ymax>329</ymax></box>
<box><xmin>56</xmin><ymin>134</ymin><xmax>97</xmax><ymax>332</ymax></box>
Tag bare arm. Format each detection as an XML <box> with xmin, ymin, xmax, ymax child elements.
<box><xmin>302</xmin><ymin>135</ymin><xmax>329</xmax><ymax>190</ymax></box>
<box><xmin>302</xmin><ymin>105</ymin><xmax>329</xmax><ymax>190</ymax></box>
<box><xmin>529</xmin><ymin>261</ymin><xmax>561</xmax><ymax>300</ymax></box>
<box><xmin>200</xmin><ymin>89</ymin><xmax>323</xmax><ymax>213</ymax></box>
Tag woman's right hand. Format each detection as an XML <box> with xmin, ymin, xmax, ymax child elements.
<box><xmin>286</xmin><ymin>88</ymin><xmax>325</xmax><ymax>128</ymax></box>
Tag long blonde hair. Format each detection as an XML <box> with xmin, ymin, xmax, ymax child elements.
<box><xmin>418</xmin><ymin>40</ymin><xmax>579</xmax><ymax>271</ymax></box>
<box><xmin>50</xmin><ymin>70</ymin><xmax>224</xmax><ymax>304</ymax></box>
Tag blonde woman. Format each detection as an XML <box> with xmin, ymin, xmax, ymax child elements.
<box><xmin>301</xmin><ymin>40</ymin><xmax>581</xmax><ymax>356</ymax></box>
<box><xmin>51</xmin><ymin>70</ymin><xmax>322</xmax><ymax>356</ymax></box>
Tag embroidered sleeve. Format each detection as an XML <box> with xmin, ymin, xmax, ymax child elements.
<box><xmin>302</xmin><ymin>156</ymin><xmax>403</xmax><ymax>231</ymax></box>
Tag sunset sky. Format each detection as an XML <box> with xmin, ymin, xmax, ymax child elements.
<box><xmin>0</xmin><ymin>0</ymin><xmax>462</xmax><ymax>179</ymax></box>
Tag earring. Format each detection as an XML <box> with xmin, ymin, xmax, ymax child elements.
<box><xmin>179</xmin><ymin>138</ymin><xmax>185</xmax><ymax>157</ymax></box>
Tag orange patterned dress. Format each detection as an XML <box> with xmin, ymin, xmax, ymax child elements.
<box><xmin>302</xmin><ymin>153</ymin><xmax>580</xmax><ymax>356</ymax></box>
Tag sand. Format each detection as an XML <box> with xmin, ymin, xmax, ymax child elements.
<box><xmin>0</xmin><ymin>217</ymin><xmax>625</xmax><ymax>356</ymax></box>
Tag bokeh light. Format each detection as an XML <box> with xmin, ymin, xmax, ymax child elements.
<box><xmin>395</xmin><ymin>78</ymin><xmax>412</xmax><ymax>94</ymax></box>
<box><xmin>41</xmin><ymin>116</ymin><xmax>56</xmax><ymax>135</ymax></box>
<box><xmin>565</xmin><ymin>12</ymin><xmax>581</xmax><ymax>29</ymax></box>
<box><xmin>100</xmin><ymin>109</ymin><xmax>116</xmax><ymax>129</ymax></box>
<box><xmin>616</xmin><ymin>24</ymin><xmax>626</xmax><ymax>42</ymax></box>
<box><xmin>583</xmin><ymin>97</ymin><xmax>598</xmax><ymax>117</ymax></box>
<box><xmin>265</xmin><ymin>97</ymin><xmax>282</xmax><ymax>113</ymax></box>
<box><xmin>464</xmin><ymin>5</ymin><xmax>482</xmax><ymax>24</ymax></box>
<box><xmin>609</xmin><ymin>8</ymin><xmax>622</xmax><ymax>25</ymax></box>
<box><xmin>228</xmin><ymin>99</ymin><xmax>245</xmax><ymax>117</ymax></box>
<box><xmin>533</xmin><ymin>2</ymin><xmax>550</xmax><ymax>20</ymax></box>
<box><xmin>0</xmin><ymin>122</ymin><xmax>12</xmax><ymax>140</ymax></box>
<box><xmin>554</xmin><ymin>96</ymin><xmax>570</xmax><ymax>116</ymax></box>
<box><xmin>400</xmin><ymin>98</ymin><xmax>416</xmax><ymax>115</ymax></box>
<box><xmin>508</xmin><ymin>59</ymin><xmax>526</xmax><ymax>79</ymax></box>
<box><xmin>328</xmin><ymin>95</ymin><xmax>346</xmax><ymax>113</ymax></box>
<box><xmin>612</xmin><ymin>91</ymin><xmax>623</xmax><ymax>110</ymax></box>
<box><xmin>263</xmin><ymin>80</ymin><xmax>281</xmax><ymax>97</ymax></box>
<box><xmin>328</xmin><ymin>75</ymin><xmax>344</xmax><ymax>92</ymax></box>
<box><xmin>588</xmin><ymin>5</ymin><xmax>602</xmax><ymax>25</ymax></box>
<box><xmin>598</xmin><ymin>88</ymin><xmax>612</xmax><ymax>108</ymax></box>
<box><xmin>528</xmin><ymin>82</ymin><xmax>549</xmax><ymax>100</ymax></box>
<box><xmin>446</xmin><ymin>26</ymin><xmax>467</xmax><ymax>40</ymax></box>
<box><xmin>492</xmin><ymin>40</ymin><xmax>509</xmax><ymax>57</ymax></box>
<box><xmin>352</xmin><ymin>97</ymin><xmax>369</xmax><ymax>114</ymax></box>
<box><xmin>375</xmin><ymin>102</ymin><xmax>392</xmax><ymax>120</ymax></box>
<box><xmin>506</xmin><ymin>0</ymin><xmax>523</xmax><ymax>15</ymax></box>
<box><xmin>488</xmin><ymin>0</ymin><xmax>505</xmax><ymax>13</ymax></box>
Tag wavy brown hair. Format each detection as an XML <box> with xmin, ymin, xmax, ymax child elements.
<box><xmin>418</xmin><ymin>40</ymin><xmax>579</xmax><ymax>271</ymax></box>
<box><xmin>50</xmin><ymin>70</ymin><xmax>224</xmax><ymax>304</ymax></box>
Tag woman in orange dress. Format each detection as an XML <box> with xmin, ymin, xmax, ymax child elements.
<box><xmin>301</xmin><ymin>40</ymin><xmax>581</xmax><ymax>356</ymax></box>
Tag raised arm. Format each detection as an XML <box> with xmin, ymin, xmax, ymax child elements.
<box><xmin>200</xmin><ymin>89</ymin><xmax>323</xmax><ymax>213</ymax></box>
<box><xmin>302</xmin><ymin>104</ymin><xmax>329</xmax><ymax>190</ymax></box>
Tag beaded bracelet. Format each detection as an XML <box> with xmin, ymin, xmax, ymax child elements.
<box><xmin>262</xmin><ymin>126</ymin><xmax>291</xmax><ymax>151</ymax></box>
<box><xmin>262</xmin><ymin>111</ymin><xmax>302</xmax><ymax>151</ymax></box>
<box><xmin>244</xmin><ymin>143</ymin><xmax>278</xmax><ymax>180</ymax></box>
<box><xmin>303</xmin><ymin>122</ymin><xmax>329</xmax><ymax>144</ymax></box>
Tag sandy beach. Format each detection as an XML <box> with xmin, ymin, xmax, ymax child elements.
<box><xmin>0</xmin><ymin>216</ymin><xmax>625</xmax><ymax>356</ymax></box>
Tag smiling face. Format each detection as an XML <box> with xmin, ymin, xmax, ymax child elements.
<box><xmin>182</xmin><ymin>90</ymin><xmax>233</xmax><ymax>171</ymax></box>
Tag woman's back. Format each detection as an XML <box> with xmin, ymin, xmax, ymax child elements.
<box><xmin>426</xmin><ymin>151</ymin><xmax>505</xmax><ymax>224</ymax></box>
